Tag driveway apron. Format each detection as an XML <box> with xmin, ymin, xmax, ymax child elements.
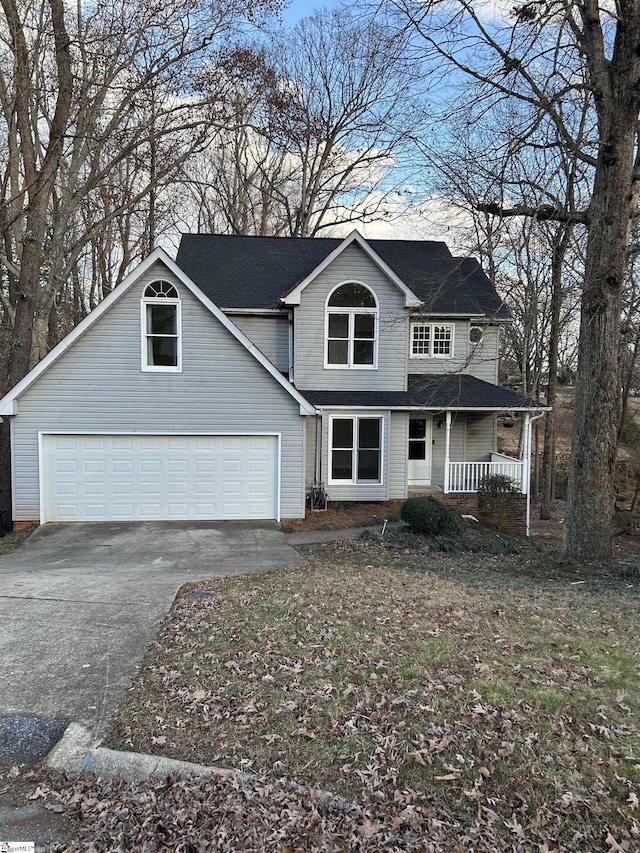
<box><xmin>0</xmin><ymin>521</ymin><xmax>303</xmax><ymax>761</ymax></box>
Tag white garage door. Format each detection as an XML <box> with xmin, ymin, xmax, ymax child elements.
<box><xmin>41</xmin><ymin>434</ymin><xmax>279</xmax><ymax>522</ymax></box>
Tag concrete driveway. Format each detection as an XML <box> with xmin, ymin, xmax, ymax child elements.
<box><xmin>0</xmin><ymin>521</ymin><xmax>303</xmax><ymax>761</ymax></box>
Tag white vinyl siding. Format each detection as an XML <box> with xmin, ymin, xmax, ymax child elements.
<box><xmin>294</xmin><ymin>243</ymin><xmax>407</xmax><ymax>391</ymax></box>
<box><xmin>12</xmin><ymin>262</ymin><xmax>306</xmax><ymax>522</ymax></box>
<box><xmin>466</xmin><ymin>325</ymin><xmax>500</xmax><ymax>383</ymax></box>
<box><xmin>465</xmin><ymin>413</ymin><xmax>496</xmax><ymax>462</ymax></box>
<box><xmin>227</xmin><ymin>313</ymin><xmax>290</xmax><ymax>374</ymax></box>
<box><xmin>388</xmin><ymin>412</ymin><xmax>408</xmax><ymax>499</ymax></box>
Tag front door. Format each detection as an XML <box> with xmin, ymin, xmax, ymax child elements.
<box><xmin>408</xmin><ymin>416</ymin><xmax>432</xmax><ymax>486</ymax></box>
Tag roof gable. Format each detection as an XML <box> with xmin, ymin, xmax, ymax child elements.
<box><xmin>280</xmin><ymin>231</ymin><xmax>422</xmax><ymax>308</ymax></box>
<box><xmin>0</xmin><ymin>248</ymin><xmax>315</xmax><ymax>416</ymax></box>
<box><xmin>176</xmin><ymin>232</ymin><xmax>508</xmax><ymax>319</ymax></box>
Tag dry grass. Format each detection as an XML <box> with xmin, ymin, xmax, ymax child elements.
<box><xmin>95</xmin><ymin>541</ymin><xmax>640</xmax><ymax>850</ymax></box>
<box><xmin>0</xmin><ymin>523</ymin><xmax>36</xmax><ymax>555</ymax></box>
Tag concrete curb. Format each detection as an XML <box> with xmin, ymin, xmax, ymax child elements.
<box><xmin>46</xmin><ymin>723</ymin><xmax>350</xmax><ymax>812</ymax></box>
<box><xmin>47</xmin><ymin>723</ymin><xmax>241</xmax><ymax>784</ymax></box>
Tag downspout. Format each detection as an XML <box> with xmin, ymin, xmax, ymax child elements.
<box><xmin>524</xmin><ymin>411</ymin><xmax>546</xmax><ymax>536</ymax></box>
<box><xmin>288</xmin><ymin>311</ymin><xmax>294</xmax><ymax>383</ymax></box>
<box><xmin>315</xmin><ymin>410</ymin><xmax>322</xmax><ymax>484</ymax></box>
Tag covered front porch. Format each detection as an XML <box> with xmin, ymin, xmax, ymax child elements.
<box><xmin>302</xmin><ymin>375</ymin><xmax>547</xmax><ymax>521</ymax></box>
<box><xmin>406</xmin><ymin>410</ymin><xmax>535</xmax><ymax>496</ymax></box>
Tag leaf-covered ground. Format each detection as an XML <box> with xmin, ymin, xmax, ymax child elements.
<box><xmin>74</xmin><ymin>539</ymin><xmax>640</xmax><ymax>851</ymax></box>
<box><xmin>13</xmin><ymin>537</ymin><xmax>640</xmax><ymax>850</ymax></box>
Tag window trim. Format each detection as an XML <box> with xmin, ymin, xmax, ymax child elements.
<box><xmin>324</xmin><ymin>281</ymin><xmax>378</xmax><ymax>370</ymax></box>
<box><xmin>328</xmin><ymin>414</ymin><xmax>384</xmax><ymax>485</ymax></box>
<box><xmin>410</xmin><ymin>322</ymin><xmax>455</xmax><ymax>359</ymax></box>
<box><xmin>141</xmin><ymin>281</ymin><xmax>182</xmax><ymax>373</ymax></box>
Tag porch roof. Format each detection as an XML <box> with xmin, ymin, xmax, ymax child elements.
<box><xmin>300</xmin><ymin>374</ymin><xmax>545</xmax><ymax>411</ymax></box>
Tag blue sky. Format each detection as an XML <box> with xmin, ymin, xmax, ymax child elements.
<box><xmin>280</xmin><ymin>0</ymin><xmax>342</xmax><ymax>25</ymax></box>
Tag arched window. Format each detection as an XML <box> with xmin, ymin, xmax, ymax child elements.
<box><xmin>325</xmin><ymin>282</ymin><xmax>378</xmax><ymax>368</ymax></box>
<box><xmin>142</xmin><ymin>280</ymin><xmax>181</xmax><ymax>371</ymax></box>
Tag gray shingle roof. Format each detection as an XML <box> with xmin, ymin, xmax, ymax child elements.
<box><xmin>176</xmin><ymin>233</ymin><xmax>509</xmax><ymax>319</ymax></box>
<box><xmin>300</xmin><ymin>374</ymin><xmax>542</xmax><ymax>410</ymax></box>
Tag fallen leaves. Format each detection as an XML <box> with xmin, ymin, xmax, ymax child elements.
<box><xmin>99</xmin><ymin>550</ymin><xmax>640</xmax><ymax>851</ymax></box>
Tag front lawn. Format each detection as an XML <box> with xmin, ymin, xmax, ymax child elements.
<box><xmin>93</xmin><ymin>540</ymin><xmax>640</xmax><ymax>850</ymax></box>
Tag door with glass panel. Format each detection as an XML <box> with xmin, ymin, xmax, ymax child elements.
<box><xmin>408</xmin><ymin>416</ymin><xmax>432</xmax><ymax>486</ymax></box>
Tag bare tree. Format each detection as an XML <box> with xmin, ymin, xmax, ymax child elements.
<box><xmin>189</xmin><ymin>8</ymin><xmax>427</xmax><ymax>237</ymax></box>
<box><xmin>0</xmin><ymin>0</ymin><xmax>281</xmax><ymax>392</ymax></box>
<box><xmin>390</xmin><ymin>0</ymin><xmax>640</xmax><ymax>561</ymax></box>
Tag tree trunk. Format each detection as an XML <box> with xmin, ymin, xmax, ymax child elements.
<box><xmin>563</xmin><ymin>142</ymin><xmax>636</xmax><ymax>560</ymax></box>
<box><xmin>1</xmin><ymin>0</ymin><xmax>73</xmax><ymax>389</ymax></box>
<box><xmin>541</xmin><ymin>226</ymin><xmax>572</xmax><ymax>520</ymax></box>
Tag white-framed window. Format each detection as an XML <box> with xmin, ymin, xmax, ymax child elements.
<box><xmin>141</xmin><ymin>280</ymin><xmax>181</xmax><ymax>372</ymax></box>
<box><xmin>325</xmin><ymin>281</ymin><xmax>378</xmax><ymax>369</ymax></box>
<box><xmin>329</xmin><ymin>415</ymin><xmax>383</xmax><ymax>484</ymax></box>
<box><xmin>410</xmin><ymin>322</ymin><xmax>454</xmax><ymax>358</ymax></box>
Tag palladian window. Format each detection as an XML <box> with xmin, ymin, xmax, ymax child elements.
<box><xmin>142</xmin><ymin>280</ymin><xmax>181</xmax><ymax>371</ymax></box>
<box><xmin>325</xmin><ymin>282</ymin><xmax>378</xmax><ymax>368</ymax></box>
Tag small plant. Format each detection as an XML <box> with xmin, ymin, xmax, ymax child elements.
<box><xmin>427</xmin><ymin>534</ymin><xmax>464</xmax><ymax>552</ymax></box>
<box><xmin>477</xmin><ymin>474</ymin><xmax>522</xmax><ymax>530</ymax></box>
<box><xmin>400</xmin><ymin>496</ymin><xmax>464</xmax><ymax>536</ymax></box>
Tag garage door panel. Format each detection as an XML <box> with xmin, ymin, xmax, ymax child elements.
<box><xmin>42</xmin><ymin>434</ymin><xmax>278</xmax><ymax>522</ymax></box>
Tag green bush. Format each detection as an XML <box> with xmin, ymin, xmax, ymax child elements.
<box><xmin>477</xmin><ymin>473</ymin><xmax>521</xmax><ymax>529</ymax></box>
<box><xmin>400</xmin><ymin>496</ymin><xmax>464</xmax><ymax>536</ymax></box>
<box><xmin>477</xmin><ymin>473</ymin><xmax>519</xmax><ymax>498</ymax></box>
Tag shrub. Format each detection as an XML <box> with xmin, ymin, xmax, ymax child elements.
<box><xmin>400</xmin><ymin>496</ymin><xmax>464</xmax><ymax>536</ymax></box>
<box><xmin>477</xmin><ymin>474</ymin><xmax>521</xmax><ymax>530</ymax></box>
<box><xmin>426</xmin><ymin>534</ymin><xmax>464</xmax><ymax>552</ymax></box>
<box><xmin>477</xmin><ymin>473</ymin><xmax>519</xmax><ymax>498</ymax></box>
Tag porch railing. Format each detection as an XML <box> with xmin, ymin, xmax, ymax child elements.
<box><xmin>446</xmin><ymin>459</ymin><xmax>525</xmax><ymax>493</ymax></box>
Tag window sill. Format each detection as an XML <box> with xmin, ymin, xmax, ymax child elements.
<box><xmin>409</xmin><ymin>355</ymin><xmax>454</xmax><ymax>360</ymax></box>
<box><xmin>328</xmin><ymin>480</ymin><xmax>383</xmax><ymax>486</ymax></box>
<box><xmin>324</xmin><ymin>364</ymin><xmax>378</xmax><ymax>370</ymax></box>
<box><xmin>141</xmin><ymin>366</ymin><xmax>182</xmax><ymax>373</ymax></box>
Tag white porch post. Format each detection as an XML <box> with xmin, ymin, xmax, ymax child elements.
<box><xmin>444</xmin><ymin>410</ymin><xmax>452</xmax><ymax>493</ymax></box>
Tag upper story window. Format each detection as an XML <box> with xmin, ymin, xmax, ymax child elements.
<box><xmin>469</xmin><ymin>325</ymin><xmax>484</xmax><ymax>344</ymax></box>
<box><xmin>325</xmin><ymin>282</ymin><xmax>378</xmax><ymax>369</ymax></box>
<box><xmin>142</xmin><ymin>280</ymin><xmax>181</xmax><ymax>372</ymax></box>
<box><xmin>410</xmin><ymin>322</ymin><xmax>454</xmax><ymax>358</ymax></box>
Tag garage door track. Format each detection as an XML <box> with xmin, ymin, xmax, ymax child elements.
<box><xmin>0</xmin><ymin>521</ymin><xmax>304</xmax><ymax>761</ymax></box>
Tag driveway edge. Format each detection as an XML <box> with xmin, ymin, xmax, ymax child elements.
<box><xmin>47</xmin><ymin>723</ymin><xmax>240</xmax><ymax>784</ymax></box>
<box><xmin>47</xmin><ymin>723</ymin><xmax>349</xmax><ymax>811</ymax></box>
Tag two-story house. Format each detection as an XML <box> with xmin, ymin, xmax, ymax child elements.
<box><xmin>0</xmin><ymin>230</ymin><xmax>543</xmax><ymax>530</ymax></box>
